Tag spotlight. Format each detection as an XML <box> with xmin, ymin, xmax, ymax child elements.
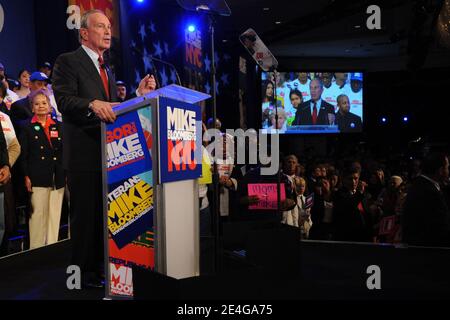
<box><xmin>136</xmin><ymin>0</ymin><xmax>144</xmax><ymax>3</ymax></box>
<box><xmin>403</xmin><ymin>116</ymin><xmax>409</xmax><ymax>122</ymax></box>
<box><xmin>187</xmin><ymin>25</ymin><xmax>196</xmax><ymax>32</ymax></box>
<box><xmin>381</xmin><ymin>117</ymin><xmax>387</xmax><ymax>123</ymax></box>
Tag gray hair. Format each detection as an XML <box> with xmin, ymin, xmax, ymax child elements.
<box><xmin>269</xmin><ymin>107</ymin><xmax>286</xmax><ymax>121</ymax></box>
<box><xmin>78</xmin><ymin>9</ymin><xmax>106</xmax><ymax>44</ymax></box>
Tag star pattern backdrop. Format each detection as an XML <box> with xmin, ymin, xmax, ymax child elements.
<box><xmin>119</xmin><ymin>0</ymin><xmax>236</xmax><ymax>126</ymax></box>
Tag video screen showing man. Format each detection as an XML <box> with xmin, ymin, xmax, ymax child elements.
<box><xmin>260</xmin><ymin>71</ymin><xmax>363</xmax><ymax>134</ymax></box>
<box><xmin>335</xmin><ymin>94</ymin><xmax>362</xmax><ymax>132</ymax></box>
<box><xmin>292</xmin><ymin>78</ymin><xmax>335</xmax><ymax>126</ymax></box>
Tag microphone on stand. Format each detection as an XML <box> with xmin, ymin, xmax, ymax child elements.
<box><xmin>129</xmin><ymin>45</ymin><xmax>182</xmax><ymax>87</ymax></box>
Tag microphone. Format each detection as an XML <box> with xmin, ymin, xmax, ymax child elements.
<box><xmin>129</xmin><ymin>45</ymin><xmax>181</xmax><ymax>87</ymax></box>
<box><xmin>146</xmin><ymin>55</ymin><xmax>182</xmax><ymax>86</ymax></box>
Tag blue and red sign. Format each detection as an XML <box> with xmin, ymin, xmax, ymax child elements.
<box><xmin>158</xmin><ymin>97</ymin><xmax>202</xmax><ymax>183</ymax></box>
<box><xmin>106</xmin><ymin>111</ymin><xmax>152</xmax><ymax>185</ymax></box>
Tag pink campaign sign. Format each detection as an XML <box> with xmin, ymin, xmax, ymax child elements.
<box><xmin>248</xmin><ymin>183</ymin><xmax>286</xmax><ymax>210</ymax></box>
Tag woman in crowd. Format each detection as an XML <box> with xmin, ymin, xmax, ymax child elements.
<box><xmin>14</xmin><ymin>70</ymin><xmax>31</xmax><ymax>99</ymax></box>
<box><xmin>262</xmin><ymin>80</ymin><xmax>277</xmax><ymax>128</ymax></box>
<box><xmin>19</xmin><ymin>89</ymin><xmax>64</xmax><ymax>249</ymax></box>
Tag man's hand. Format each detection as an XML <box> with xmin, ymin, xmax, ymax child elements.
<box><xmin>24</xmin><ymin>176</ymin><xmax>32</xmax><ymax>193</ymax></box>
<box><xmin>90</xmin><ymin>100</ymin><xmax>118</xmax><ymax>123</ymax></box>
<box><xmin>137</xmin><ymin>74</ymin><xmax>157</xmax><ymax>96</ymax></box>
<box><xmin>0</xmin><ymin>166</ymin><xmax>11</xmax><ymax>185</ymax></box>
<box><xmin>219</xmin><ymin>176</ymin><xmax>233</xmax><ymax>188</ymax></box>
<box><xmin>357</xmin><ymin>180</ymin><xmax>367</xmax><ymax>194</ymax></box>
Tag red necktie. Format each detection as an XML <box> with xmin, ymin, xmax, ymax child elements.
<box><xmin>98</xmin><ymin>56</ymin><xmax>110</xmax><ymax>100</ymax></box>
<box><xmin>312</xmin><ymin>102</ymin><xmax>318</xmax><ymax>125</ymax></box>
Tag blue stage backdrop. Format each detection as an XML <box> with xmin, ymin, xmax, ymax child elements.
<box><xmin>119</xmin><ymin>0</ymin><xmax>237</xmax><ymax>126</ymax></box>
<box><xmin>0</xmin><ymin>0</ymin><xmax>37</xmax><ymax>78</ymax></box>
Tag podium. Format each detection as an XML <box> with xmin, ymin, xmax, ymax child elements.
<box><xmin>101</xmin><ymin>85</ymin><xmax>210</xmax><ymax>299</ymax></box>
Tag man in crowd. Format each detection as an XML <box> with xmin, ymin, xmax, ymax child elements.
<box><xmin>116</xmin><ymin>80</ymin><xmax>127</xmax><ymax>102</ymax></box>
<box><xmin>402</xmin><ymin>153</ymin><xmax>450</xmax><ymax>247</ymax></box>
<box><xmin>39</xmin><ymin>62</ymin><xmax>52</xmax><ymax>78</ymax></box>
<box><xmin>290</xmin><ymin>72</ymin><xmax>311</xmax><ymax>102</ymax></box>
<box><xmin>52</xmin><ymin>9</ymin><xmax>156</xmax><ymax>288</ymax></box>
<box><xmin>293</xmin><ymin>79</ymin><xmax>335</xmax><ymax>126</ymax></box>
<box><xmin>0</xmin><ymin>63</ymin><xmax>20</xmax><ymax>109</ymax></box>
<box><xmin>335</xmin><ymin>94</ymin><xmax>362</xmax><ymax>132</ymax></box>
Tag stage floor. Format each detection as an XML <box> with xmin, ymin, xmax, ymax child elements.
<box><xmin>0</xmin><ymin>240</ymin><xmax>103</xmax><ymax>300</ymax></box>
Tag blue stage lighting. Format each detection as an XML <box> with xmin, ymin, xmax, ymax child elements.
<box><xmin>137</xmin><ymin>0</ymin><xmax>144</xmax><ymax>3</ymax></box>
<box><xmin>188</xmin><ymin>25</ymin><xmax>196</xmax><ymax>32</ymax></box>
<box><xmin>403</xmin><ymin>116</ymin><xmax>409</xmax><ymax>122</ymax></box>
<box><xmin>381</xmin><ymin>117</ymin><xmax>387</xmax><ymax>123</ymax></box>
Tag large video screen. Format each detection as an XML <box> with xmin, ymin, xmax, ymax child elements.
<box><xmin>261</xmin><ymin>72</ymin><xmax>364</xmax><ymax>134</ymax></box>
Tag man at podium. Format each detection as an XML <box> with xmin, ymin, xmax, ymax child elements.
<box><xmin>52</xmin><ymin>9</ymin><xmax>156</xmax><ymax>288</ymax></box>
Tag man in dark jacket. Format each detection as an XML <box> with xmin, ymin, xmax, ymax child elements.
<box><xmin>402</xmin><ymin>153</ymin><xmax>450</xmax><ymax>247</ymax></box>
<box><xmin>52</xmin><ymin>9</ymin><xmax>156</xmax><ymax>287</ymax></box>
<box><xmin>335</xmin><ymin>94</ymin><xmax>362</xmax><ymax>132</ymax></box>
<box><xmin>293</xmin><ymin>79</ymin><xmax>335</xmax><ymax>126</ymax></box>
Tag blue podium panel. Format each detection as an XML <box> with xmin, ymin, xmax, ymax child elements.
<box><xmin>158</xmin><ymin>97</ymin><xmax>203</xmax><ymax>184</ymax></box>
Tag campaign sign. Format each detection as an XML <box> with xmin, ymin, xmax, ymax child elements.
<box><xmin>248</xmin><ymin>183</ymin><xmax>286</xmax><ymax>210</ymax></box>
<box><xmin>158</xmin><ymin>97</ymin><xmax>202</xmax><ymax>183</ymax></box>
<box><xmin>106</xmin><ymin>111</ymin><xmax>152</xmax><ymax>185</ymax></box>
<box><xmin>104</xmin><ymin>107</ymin><xmax>154</xmax><ymax>298</ymax></box>
<box><xmin>107</xmin><ymin>172</ymin><xmax>153</xmax><ymax>249</ymax></box>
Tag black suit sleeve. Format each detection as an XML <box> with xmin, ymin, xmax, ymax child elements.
<box><xmin>52</xmin><ymin>54</ymin><xmax>92</xmax><ymax>121</ymax></box>
<box><xmin>0</xmin><ymin>121</ymin><xmax>9</xmax><ymax>168</ymax></box>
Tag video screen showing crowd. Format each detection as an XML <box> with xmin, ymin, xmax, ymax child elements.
<box><xmin>261</xmin><ymin>72</ymin><xmax>363</xmax><ymax>134</ymax></box>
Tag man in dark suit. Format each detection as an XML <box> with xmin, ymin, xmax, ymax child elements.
<box><xmin>335</xmin><ymin>94</ymin><xmax>362</xmax><ymax>132</ymax></box>
<box><xmin>52</xmin><ymin>9</ymin><xmax>156</xmax><ymax>288</ymax></box>
<box><xmin>402</xmin><ymin>153</ymin><xmax>450</xmax><ymax>247</ymax></box>
<box><xmin>293</xmin><ymin>78</ymin><xmax>335</xmax><ymax>126</ymax></box>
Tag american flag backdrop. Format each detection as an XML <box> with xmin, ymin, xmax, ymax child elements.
<box><xmin>119</xmin><ymin>0</ymin><xmax>234</xmax><ymax>122</ymax></box>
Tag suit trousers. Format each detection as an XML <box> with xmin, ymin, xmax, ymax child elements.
<box><xmin>29</xmin><ymin>187</ymin><xmax>65</xmax><ymax>249</ymax></box>
<box><xmin>67</xmin><ymin>171</ymin><xmax>104</xmax><ymax>275</ymax></box>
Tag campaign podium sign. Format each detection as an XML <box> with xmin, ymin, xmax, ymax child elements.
<box><xmin>101</xmin><ymin>85</ymin><xmax>209</xmax><ymax>299</ymax></box>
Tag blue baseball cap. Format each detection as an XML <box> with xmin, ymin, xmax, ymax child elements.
<box><xmin>350</xmin><ymin>72</ymin><xmax>363</xmax><ymax>81</ymax></box>
<box><xmin>30</xmin><ymin>71</ymin><xmax>51</xmax><ymax>83</ymax></box>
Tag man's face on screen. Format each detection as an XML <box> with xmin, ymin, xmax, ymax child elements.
<box><xmin>321</xmin><ymin>73</ymin><xmax>333</xmax><ymax>88</ymax></box>
<box><xmin>298</xmin><ymin>73</ymin><xmax>308</xmax><ymax>83</ymax></box>
<box><xmin>338</xmin><ymin>96</ymin><xmax>350</xmax><ymax>113</ymax></box>
<box><xmin>335</xmin><ymin>73</ymin><xmax>347</xmax><ymax>86</ymax></box>
<box><xmin>351</xmin><ymin>80</ymin><xmax>362</xmax><ymax>93</ymax></box>
<box><xmin>84</xmin><ymin>13</ymin><xmax>112</xmax><ymax>52</ymax></box>
<box><xmin>310</xmin><ymin>79</ymin><xmax>323</xmax><ymax>102</ymax></box>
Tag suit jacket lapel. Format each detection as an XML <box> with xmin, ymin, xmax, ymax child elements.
<box><xmin>75</xmin><ymin>47</ymin><xmax>108</xmax><ymax>101</ymax></box>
